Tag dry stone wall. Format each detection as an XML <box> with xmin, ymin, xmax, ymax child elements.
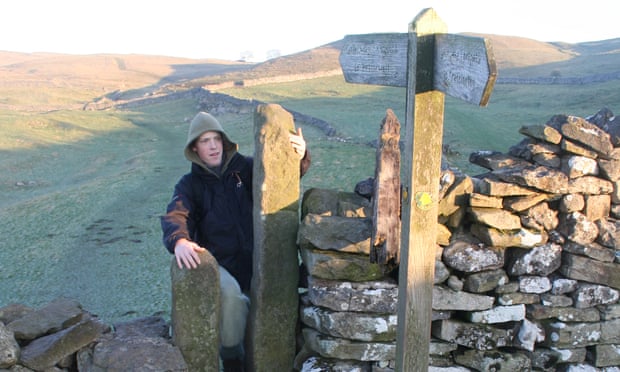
<box><xmin>295</xmin><ymin>108</ymin><xmax>620</xmax><ymax>371</ymax></box>
<box><xmin>0</xmin><ymin>298</ymin><xmax>186</xmax><ymax>370</ymax></box>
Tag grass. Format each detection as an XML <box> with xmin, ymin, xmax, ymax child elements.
<box><xmin>1</xmin><ymin>43</ymin><xmax>619</xmax><ymax>325</ymax></box>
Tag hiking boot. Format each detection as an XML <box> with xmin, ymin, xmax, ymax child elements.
<box><xmin>222</xmin><ymin>358</ymin><xmax>245</xmax><ymax>372</ymax></box>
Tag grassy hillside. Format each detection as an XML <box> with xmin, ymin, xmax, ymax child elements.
<box><xmin>1</xmin><ymin>35</ymin><xmax>619</xmax><ymax>324</ymax></box>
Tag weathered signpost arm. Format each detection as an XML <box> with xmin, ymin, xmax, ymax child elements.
<box><xmin>339</xmin><ymin>7</ymin><xmax>496</xmax><ymax>371</ymax></box>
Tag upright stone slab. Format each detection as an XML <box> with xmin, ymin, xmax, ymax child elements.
<box><xmin>170</xmin><ymin>251</ymin><xmax>220</xmax><ymax>372</ymax></box>
<box><xmin>248</xmin><ymin>103</ymin><xmax>300</xmax><ymax>371</ymax></box>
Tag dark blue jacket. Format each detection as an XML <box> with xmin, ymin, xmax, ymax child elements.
<box><xmin>161</xmin><ymin>153</ymin><xmax>254</xmax><ymax>290</ymax></box>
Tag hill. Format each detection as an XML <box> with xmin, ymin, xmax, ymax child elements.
<box><xmin>3</xmin><ymin>34</ymin><xmax>619</xmax><ymax>112</ymax></box>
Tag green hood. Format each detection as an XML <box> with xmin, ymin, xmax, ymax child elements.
<box><xmin>184</xmin><ymin>112</ymin><xmax>238</xmax><ymax>170</ymax></box>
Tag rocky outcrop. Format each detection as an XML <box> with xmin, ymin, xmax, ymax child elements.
<box><xmin>295</xmin><ymin>108</ymin><xmax>620</xmax><ymax>371</ymax></box>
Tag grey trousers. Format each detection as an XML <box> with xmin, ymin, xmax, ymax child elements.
<box><xmin>219</xmin><ymin>266</ymin><xmax>249</xmax><ymax>359</ymax></box>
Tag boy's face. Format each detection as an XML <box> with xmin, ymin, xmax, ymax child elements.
<box><xmin>193</xmin><ymin>131</ymin><xmax>223</xmax><ymax>168</ymax></box>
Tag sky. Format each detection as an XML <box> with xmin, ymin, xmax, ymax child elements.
<box><xmin>2</xmin><ymin>0</ymin><xmax>619</xmax><ymax>62</ymax></box>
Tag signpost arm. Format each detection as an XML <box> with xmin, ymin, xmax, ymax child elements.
<box><xmin>396</xmin><ymin>8</ymin><xmax>447</xmax><ymax>371</ymax></box>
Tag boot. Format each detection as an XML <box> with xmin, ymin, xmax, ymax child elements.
<box><xmin>222</xmin><ymin>358</ymin><xmax>245</xmax><ymax>372</ymax></box>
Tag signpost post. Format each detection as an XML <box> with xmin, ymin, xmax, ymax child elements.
<box><xmin>339</xmin><ymin>8</ymin><xmax>497</xmax><ymax>370</ymax></box>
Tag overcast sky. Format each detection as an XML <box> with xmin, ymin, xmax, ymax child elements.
<box><xmin>2</xmin><ymin>0</ymin><xmax>619</xmax><ymax>61</ymax></box>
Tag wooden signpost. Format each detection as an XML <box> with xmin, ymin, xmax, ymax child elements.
<box><xmin>339</xmin><ymin>8</ymin><xmax>497</xmax><ymax>371</ymax></box>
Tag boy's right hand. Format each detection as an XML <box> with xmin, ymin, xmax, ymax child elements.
<box><xmin>174</xmin><ymin>238</ymin><xmax>207</xmax><ymax>269</ymax></box>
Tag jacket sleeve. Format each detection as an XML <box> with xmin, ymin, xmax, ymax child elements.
<box><xmin>160</xmin><ymin>175</ymin><xmax>197</xmax><ymax>254</ymax></box>
<box><xmin>300</xmin><ymin>149</ymin><xmax>311</xmax><ymax>177</ymax></box>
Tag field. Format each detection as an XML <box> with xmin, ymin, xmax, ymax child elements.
<box><xmin>1</xmin><ymin>35</ymin><xmax>619</xmax><ymax>324</ymax></box>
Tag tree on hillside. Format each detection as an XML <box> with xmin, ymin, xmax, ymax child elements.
<box><xmin>239</xmin><ymin>50</ymin><xmax>254</xmax><ymax>62</ymax></box>
<box><xmin>266</xmin><ymin>49</ymin><xmax>281</xmax><ymax>60</ymax></box>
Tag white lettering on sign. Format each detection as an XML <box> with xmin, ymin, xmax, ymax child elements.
<box><xmin>339</xmin><ymin>33</ymin><xmax>408</xmax><ymax>87</ymax></box>
<box><xmin>352</xmin><ymin>63</ymin><xmax>401</xmax><ymax>78</ymax></box>
<box><xmin>442</xmin><ymin>50</ymin><xmax>483</xmax><ymax>66</ymax></box>
<box><xmin>342</xmin><ymin>42</ymin><xmax>403</xmax><ymax>56</ymax></box>
<box><xmin>434</xmin><ymin>34</ymin><xmax>496</xmax><ymax>105</ymax></box>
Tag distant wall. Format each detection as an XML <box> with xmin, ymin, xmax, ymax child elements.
<box><xmin>203</xmin><ymin>69</ymin><xmax>342</xmax><ymax>90</ymax></box>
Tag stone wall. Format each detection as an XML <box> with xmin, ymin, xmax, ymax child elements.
<box><xmin>295</xmin><ymin>108</ymin><xmax>620</xmax><ymax>371</ymax></box>
<box><xmin>0</xmin><ymin>297</ymin><xmax>187</xmax><ymax>370</ymax></box>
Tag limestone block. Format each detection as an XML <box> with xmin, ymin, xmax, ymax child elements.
<box><xmin>302</xmin><ymin>328</ymin><xmax>395</xmax><ymax>361</ymax></box>
<box><xmin>497</xmin><ymin>292</ymin><xmax>540</xmax><ymax>306</ymax></box>
<box><xmin>598</xmin><ymin>157</ymin><xmax>620</xmax><ymax>181</ymax></box>
<box><xmin>88</xmin><ymin>336</ymin><xmax>187</xmax><ymax>371</ymax></box>
<box><xmin>306</xmin><ymin>277</ymin><xmax>397</xmax><ymax>314</ymax></box>
<box><xmin>519</xmin><ymin>124</ymin><xmax>562</xmax><ymax>144</ymax></box>
<box><xmin>568</xmin><ymin>175</ymin><xmax>613</xmax><ymax>194</ymax></box>
<box><xmin>561</xmin><ymin>138</ymin><xmax>599</xmax><ymax>158</ymax></box>
<box><xmin>469</xmin><ymin>192</ymin><xmax>503</xmax><ymax>208</ymax></box>
<box><xmin>469</xmin><ymin>150</ymin><xmax>531</xmax><ymax>171</ymax></box>
<box><xmin>170</xmin><ymin>251</ymin><xmax>220</xmax><ymax>371</ymax></box>
<box><xmin>514</xmin><ymin>318</ymin><xmax>545</xmax><ymax>352</ymax></box>
<box><xmin>572</xmin><ymin>283</ymin><xmax>619</xmax><ymax>308</ymax></box>
<box><xmin>541</xmin><ymin>321</ymin><xmax>601</xmax><ymax>348</ymax></box>
<box><xmin>442</xmin><ymin>240</ymin><xmax>504</xmax><ymax>273</ymax></box>
<box><xmin>454</xmin><ymin>349</ymin><xmax>531</xmax><ymax>370</ymax></box>
<box><xmin>19</xmin><ymin>318</ymin><xmax>108</xmax><ymax>371</ymax></box>
<box><xmin>300</xmin><ymin>305</ymin><xmax>397</xmax><ymax>342</ymax></box>
<box><xmin>471</xmin><ymin>223</ymin><xmax>547</xmax><ymax>248</ymax></box>
<box><xmin>560</xmin><ymin>252</ymin><xmax>620</xmax><ymax>289</ymax></box>
<box><xmin>467</xmin><ymin>206</ymin><xmax>522</xmax><ymax>230</ymax></box>
<box><xmin>476</xmin><ymin>177</ymin><xmax>537</xmax><ymax>196</ymax></box>
<box><xmin>0</xmin><ymin>322</ymin><xmax>19</xmax><ymax>369</ymax></box>
<box><xmin>465</xmin><ymin>304</ymin><xmax>525</xmax><ymax>324</ymax></box>
<box><xmin>562</xmin><ymin>155</ymin><xmax>599</xmax><ymax>178</ymax></box>
<box><xmin>494</xmin><ymin>165</ymin><xmax>569</xmax><ymax>194</ymax></box>
<box><xmin>583</xmin><ymin>194</ymin><xmax>611</xmax><ymax>221</ymax></box>
<box><xmin>432</xmin><ymin>286</ymin><xmax>494</xmax><ymax>311</ymax></box>
<box><xmin>588</xmin><ymin>344</ymin><xmax>620</xmax><ymax>367</ymax></box>
<box><xmin>300</xmin><ymin>247</ymin><xmax>387</xmax><ymax>282</ymax></box>
<box><xmin>298</xmin><ymin>214</ymin><xmax>372</xmax><ymax>254</ymax></box>
<box><xmin>519</xmin><ymin>276</ymin><xmax>551</xmax><ymax>294</ymax></box>
<box><xmin>527</xmin><ymin>304</ymin><xmax>600</xmax><ymax>322</ymax></box>
<box><xmin>557</xmin><ymin>211</ymin><xmax>599</xmax><ymax>245</ymax></box>
<box><xmin>560</xmin><ymin>115</ymin><xmax>614</xmax><ymax>157</ymax></box>
<box><xmin>503</xmin><ymin>192</ymin><xmax>550</xmax><ymax>212</ymax></box>
<box><xmin>463</xmin><ymin>269</ymin><xmax>509</xmax><ymax>293</ymax></box>
<box><xmin>431</xmin><ymin>319</ymin><xmax>513</xmax><ymax>350</ymax></box>
<box><xmin>7</xmin><ymin>297</ymin><xmax>84</xmax><ymax>342</ymax></box>
<box><xmin>560</xmin><ymin>193</ymin><xmax>585</xmax><ymax>213</ymax></box>
<box><xmin>523</xmin><ymin>201</ymin><xmax>559</xmax><ymax>231</ymax></box>
<box><xmin>506</xmin><ymin>243</ymin><xmax>562</xmax><ymax>276</ymax></box>
<box><xmin>595</xmin><ymin>217</ymin><xmax>620</xmax><ymax>249</ymax></box>
<box><xmin>535</xmin><ymin>152</ymin><xmax>563</xmax><ymax>168</ymax></box>
<box><xmin>563</xmin><ymin>240</ymin><xmax>616</xmax><ymax>262</ymax></box>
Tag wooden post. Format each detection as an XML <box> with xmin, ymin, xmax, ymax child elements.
<box><xmin>371</xmin><ymin>109</ymin><xmax>401</xmax><ymax>266</ymax></box>
<box><xmin>339</xmin><ymin>7</ymin><xmax>497</xmax><ymax>371</ymax></box>
<box><xmin>396</xmin><ymin>11</ymin><xmax>447</xmax><ymax>370</ymax></box>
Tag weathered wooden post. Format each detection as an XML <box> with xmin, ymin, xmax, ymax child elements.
<box><xmin>339</xmin><ymin>8</ymin><xmax>496</xmax><ymax>370</ymax></box>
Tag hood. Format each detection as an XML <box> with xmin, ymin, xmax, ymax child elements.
<box><xmin>184</xmin><ymin>112</ymin><xmax>238</xmax><ymax>170</ymax></box>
